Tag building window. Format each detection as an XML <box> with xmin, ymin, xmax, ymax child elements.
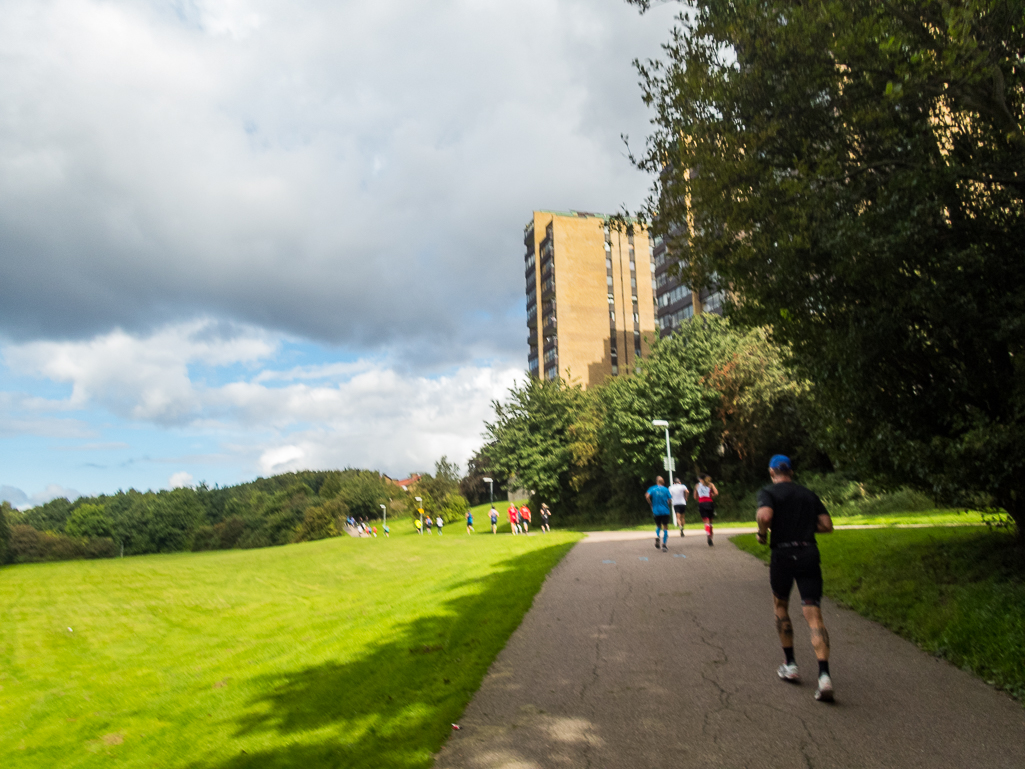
<box><xmin>608</xmin><ymin>293</ymin><xmax>615</xmax><ymax>304</ymax></box>
<box><xmin>606</xmin><ymin>258</ymin><xmax>612</xmax><ymax>269</ymax></box>
<box><xmin>629</xmin><ymin>260</ymin><xmax>635</xmax><ymax>272</ymax></box>
<box><xmin>633</xmin><ymin>312</ymin><xmax>639</xmax><ymax>324</ymax></box>
<box><xmin>658</xmin><ymin>284</ymin><xmax>690</xmax><ymax>308</ymax></box>
<box><xmin>604</xmin><ymin>241</ymin><xmax>611</xmax><ymax>252</ymax></box>
<box><xmin>659</xmin><ymin>304</ymin><xmax>695</xmax><ymax>331</ymax></box>
<box><xmin>630</xmin><ymin>277</ymin><xmax>636</xmax><ymax>289</ymax></box>
<box><xmin>607</xmin><ymin>275</ymin><xmax>613</xmax><ymax>286</ymax></box>
<box><xmin>705</xmin><ymin>290</ymin><xmax>725</xmax><ymax>313</ymax></box>
<box><xmin>612</xmin><ymin>364</ymin><xmax>619</xmax><ymax>376</ymax></box>
<box><xmin>649</xmin><ymin>262</ymin><xmax>655</xmax><ymax>273</ymax></box>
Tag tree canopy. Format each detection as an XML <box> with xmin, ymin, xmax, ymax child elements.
<box><xmin>629</xmin><ymin>0</ymin><xmax>1025</xmax><ymax>530</ymax></box>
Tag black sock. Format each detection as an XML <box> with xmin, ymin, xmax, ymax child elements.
<box><xmin>783</xmin><ymin>647</ymin><xmax>795</xmax><ymax>665</ymax></box>
<box><xmin>818</xmin><ymin>660</ymin><xmax>830</xmax><ymax>677</ymax></box>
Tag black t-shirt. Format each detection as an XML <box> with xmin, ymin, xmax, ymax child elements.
<box><xmin>756</xmin><ymin>482</ymin><xmax>828</xmax><ymax>548</ymax></box>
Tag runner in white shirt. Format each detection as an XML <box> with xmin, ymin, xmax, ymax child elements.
<box><xmin>668</xmin><ymin>477</ymin><xmax>689</xmax><ymax>537</ymax></box>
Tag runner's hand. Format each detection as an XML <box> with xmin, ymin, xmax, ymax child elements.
<box><xmin>756</xmin><ymin>532</ymin><xmax>767</xmax><ymax>545</ymax></box>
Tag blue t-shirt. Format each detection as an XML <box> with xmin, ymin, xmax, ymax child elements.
<box><xmin>647</xmin><ymin>485</ymin><xmax>673</xmax><ymax>516</ymax></box>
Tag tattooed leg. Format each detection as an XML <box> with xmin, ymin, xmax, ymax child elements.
<box><xmin>773</xmin><ymin>596</ymin><xmax>794</xmax><ymax>648</ymax></box>
<box><xmin>803</xmin><ymin>604</ymin><xmax>831</xmax><ymax>661</ymax></box>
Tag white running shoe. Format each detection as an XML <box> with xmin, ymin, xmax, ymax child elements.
<box><xmin>815</xmin><ymin>673</ymin><xmax>834</xmax><ymax>702</ymax></box>
<box><xmin>777</xmin><ymin>663</ymin><xmax>800</xmax><ymax>683</ymax></box>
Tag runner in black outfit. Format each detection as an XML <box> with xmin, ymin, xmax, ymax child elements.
<box><xmin>755</xmin><ymin>454</ymin><xmax>836</xmax><ymax>702</ymax></box>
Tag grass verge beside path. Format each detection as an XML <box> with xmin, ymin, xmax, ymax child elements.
<box><xmin>732</xmin><ymin>527</ymin><xmax>1025</xmax><ymax>702</ymax></box>
<box><xmin>595</xmin><ymin>509</ymin><xmax>991</xmax><ymax>534</ymax></box>
<box><xmin>0</xmin><ymin>527</ymin><xmax>581</xmax><ymax>769</ymax></box>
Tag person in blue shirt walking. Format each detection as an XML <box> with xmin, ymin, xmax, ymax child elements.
<box><xmin>645</xmin><ymin>476</ymin><xmax>674</xmax><ymax>553</ymax></box>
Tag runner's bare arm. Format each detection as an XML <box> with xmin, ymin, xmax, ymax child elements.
<box><xmin>816</xmin><ymin>512</ymin><xmax>834</xmax><ymax>533</ymax></box>
<box><xmin>645</xmin><ymin>493</ymin><xmax>652</xmax><ymax>506</ymax></box>
<box><xmin>756</xmin><ymin>505</ymin><xmax>773</xmax><ymax>544</ymax></box>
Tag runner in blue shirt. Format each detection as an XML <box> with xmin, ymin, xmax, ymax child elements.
<box><xmin>645</xmin><ymin>476</ymin><xmax>674</xmax><ymax>552</ymax></box>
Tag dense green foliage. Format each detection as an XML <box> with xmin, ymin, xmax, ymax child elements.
<box><xmin>0</xmin><ymin>527</ymin><xmax>581</xmax><ymax>768</ymax></box>
<box><xmin>629</xmin><ymin>0</ymin><xmax>1025</xmax><ymax>530</ymax></box>
<box><xmin>485</xmin><ymin>316</ymin><xmax>825</xmax><ymax>521</ymax></box>
<box><xmin>2</xmin><ymin>468</ymin><xmax>402</xmax><ymax>564</ymax></box>
<box><xmin>734</xmin><ymin>526</ymin><xmax>1025</xmax><ymax>700</ymax></box>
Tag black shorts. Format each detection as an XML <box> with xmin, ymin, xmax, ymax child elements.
<box><xmin>541</xmin><ymin>514</ymin><xmax>550</xmax><ymax>524</ymax></box>
<box><xmin>698</xmin><ymin>501</ymin><xmax>716</xmax><ymax>519</ymax></box>
<box><xmin>769</xmin><ymin>546</ymin><xmax>823</xmax><ymax>606</ymax></box>
<box><xmin>673</xmin><ymin>504</ymin><xmax>687</xmax><ymax>515</ymax></box>
<box><xmin>654</xmin><ymin>514</ymin><xmax>671</xmax><ymax>527</ymax></box>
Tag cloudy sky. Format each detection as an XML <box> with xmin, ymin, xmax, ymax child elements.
<box><xmin>0</xmin><ymin>0</ymin><xmax>678</xmax><ymax>507</ymax></box>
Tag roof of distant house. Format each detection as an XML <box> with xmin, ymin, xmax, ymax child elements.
<box><xmin>387</xmin><ymin>474</ymin><xmax>422</xmax><ymax>491</ymax></box>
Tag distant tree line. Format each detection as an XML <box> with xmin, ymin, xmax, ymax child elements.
<box><xmin>0</xmin><ymin>462</ymin><xmax>471</xmax><ymax>566</ymax></box>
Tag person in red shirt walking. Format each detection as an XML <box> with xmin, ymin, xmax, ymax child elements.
<box><xmin>696</xmin><ymin>474</ymin><xmax>719</xmax><ymax>547</ymax></box>
<box><xmin>519</xmin><ymin>504</ymin><xmax>531</xmax><ymax>533</ymax></box>
<box><xmin>507</xmin><ymin>504</ymin><xmax>520</xmax><ymax>535</ymax></box>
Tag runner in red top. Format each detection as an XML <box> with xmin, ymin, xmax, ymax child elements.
<box><xmin>507</xmin><ymin>505</ymin><xmax>520</xmax><ymax>535</ymax></box>
<box><xmin>519</xmin><ymin>505</ymin><xmax>531</xmax><ymax>533</ymax></box>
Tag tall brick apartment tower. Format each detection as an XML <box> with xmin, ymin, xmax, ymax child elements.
<box><xmin>524</xmin><ymin>210</ymin><xmax>658</xmax><ymax>387</ymax></box>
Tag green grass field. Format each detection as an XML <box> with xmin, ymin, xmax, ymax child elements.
<box><xmin>732</xmin><ymin>526</ymin><xmax>1025</xmax><ymax>701</ymax></box>
<box><xmin>0</xmin><ymin>526</ymin><xmax>581</xmax><ymax>768</ymax></box>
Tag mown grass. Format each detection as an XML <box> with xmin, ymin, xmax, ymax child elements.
<box><xmin>602</xmin><ymin>509</ymin><xmax>991</xmax><ymax>533</ymax></box>
<box><xmin>732</xmin><ymin>526</ymin><xmax>1025</xmax><ymax>701</ymax></box>
<box><xmin>0</xmin><ymin>526</ymin><xmax>581</xmax><ymax>768</ymax></box>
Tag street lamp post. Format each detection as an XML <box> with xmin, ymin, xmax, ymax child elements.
<box><xmin>482</xmin><ymin>477</ymin><xmax>494</xmax><ymax>507</ymax></box>
<box><xmin>652</xmin><ymin>419</ymin><xmax>673</xmax><ymax>479</ymax></box>
<box><xmin>415</xmin><ymin>496</ymin><xmax>423</xmax><ymax>534</ymax></box>
<box><xmin>380</xmin><ymin>503</ymin><xmax>386</xmax><ymax>532</ymax></box>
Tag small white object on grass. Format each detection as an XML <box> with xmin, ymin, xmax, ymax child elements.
<box><xmin>68</xmin><ymin>627</ymin><xmax>73</xmax><ymax>632</ymax></box>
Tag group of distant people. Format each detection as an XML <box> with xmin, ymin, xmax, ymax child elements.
<box><xmin>646</xmin><ymin>473</ymin><xmax>720</xmax><ymax>549</ymax></box>
<box><xmin>347</xmin><ymin>516</ymin><xmax>389</xmax><ymax>538</ymax></box>
<box><xmin>410</xmin><ymin>501</ymin><xmax>553</xmax><ymax>536</ymax></box>
<box><xmin>413</xmin><ymin>515</ymin><xmax>448</xmax><ymax>535</ymax></box>
<box><xmin>645</xmin><ymin>455</ymin><xmax>835</xmax><ymax>703</ymax></box>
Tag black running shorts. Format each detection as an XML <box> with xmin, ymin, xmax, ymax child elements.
<box><xmin>673</xmin><ymin>504</ymin><xmax>686</xmax><ymax>515</ymax></box>
<box><xmin>698</xmin><ymin>501</ymin><xmax>716</xmax><ymax>519</ymax></box>
<box><xmin>769</xmin><ymin>546</ymin><xmax>823</xmax><ymax>606</ymax></box>
<box><xmin>654</xmin><ymin>514</ymin><xmax>671</xmax><ymax>527</ymax></box>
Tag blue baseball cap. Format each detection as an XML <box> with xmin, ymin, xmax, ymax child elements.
<box><xmin>768</xmin><ymin>454</ymin><xmax>792</xmax><ymax>471</ymax></box>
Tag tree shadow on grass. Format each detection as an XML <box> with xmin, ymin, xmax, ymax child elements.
<box><xmin>189</xmin><ymin>541</ymin><xmax>576</xmax><ymax>769</ymax></box>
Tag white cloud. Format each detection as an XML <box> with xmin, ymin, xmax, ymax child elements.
<box><xmin>5</xmin><ymin>319</ymin><xmax>278</xmax><ymax>425</ymax></box>
<box><xmin>0</xmin><ymin>0</ymin><xmax>676</xmax><ymax>363</ymax></box>
<box><xmin>2</xmin><ymin>321</ymin><xmax>520</xmax><ymax>477</ymax></box>
<box><xmin>0</xmin><ymin>483</ymin><xmax>81</xmax><ymax>509</ymax></box>
<box><xmin>168</xmin><ymin>471</ymin><xmax>195</xmax><ymax>489</ymax></box>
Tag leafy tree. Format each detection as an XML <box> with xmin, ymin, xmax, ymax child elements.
<box><xmin>439</xmin><ymin>492</ymin><xmax>471</xmax><ymax>524</ymax></box>
<box><xmin>22</xmin><ymin>497</ymin><xmax>73</xmax><ymax>532</ymax></box>
<box><xmin>484</xmin><ymin>376</ymin><xmax>591</xmax><ymax>512</ymax></box>
<box><xmin>0</xmin><ymin>501</ymin><xmax>11</xmax><ymax>564</ymax></box>
<box><xmin>629</xmin><ymin>0</ymin><xmax>1025</xmax><ymax>532</ymax></box>
<box><xmin>293</xmin><ymin>499</ymin><xmax>346</xmax><ymax>542</ymax></box>
<box><xmin>459</xmin><ymin>445</ymin><xmax>507</xmax><ymax>505</ymax></box>
<box><xmin>326</xmin><ymin>471</ymin><xmax>392</xmax><ymax>520</ymax></box>
<box><xmin>64</xmin><ymin>503</ymin><xmax>114</xmax><ymax>540</ymax></box>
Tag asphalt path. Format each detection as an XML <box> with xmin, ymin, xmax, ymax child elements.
<box><xmin>434</xmin><ymin>529</ymin><xmax>1025</xmax><ymax>768</ymax></box>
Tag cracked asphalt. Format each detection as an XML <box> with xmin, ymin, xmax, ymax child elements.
<box><xmin>433</xmin><ymin>529</ymin><xmax>1025</xmax><ymax>768</ymax></box>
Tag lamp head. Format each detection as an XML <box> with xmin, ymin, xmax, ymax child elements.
<box><xmin>483</xmin><ymin>476</ymin><xmax>493</xmax><ymax>483</ymax></box>
<box><xmin>651</xmin><ymin>419</ymin><xmax>669</xmax><ymax>427</ymax></box>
